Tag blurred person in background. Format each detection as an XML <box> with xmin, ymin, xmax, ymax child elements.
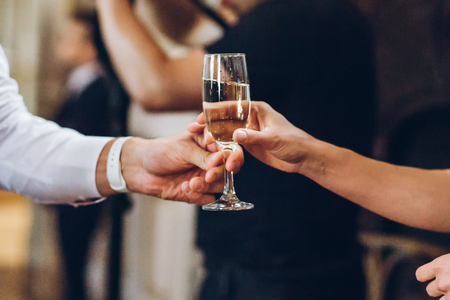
<box><xmin>95</xmin><ymin>0</ymin><xmax>377</xmax><ymax>299</ymax></box>
<box><xmin>93</xmin><ymin>1</ymin><xmax>226</xmax><ymax>299</ymax></box>
<box><xmin>52</xmin><ymin>9</ymin><xmax>129</xmax><ymax>300</ymax></box>
<box><xmin>54</xmin><ymin>10</ymin><xmax>121</xmax><ymax>139</ymax></box>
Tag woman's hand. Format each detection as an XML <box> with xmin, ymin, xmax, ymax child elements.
<box><xmin>189</xmin><ymin>101</ymin><xmax>314</xmax><ymax>174</ymax></box>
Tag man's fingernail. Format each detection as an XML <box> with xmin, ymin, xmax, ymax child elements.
<box><xmin>235</xmin><ymin>130</ymin><xmax>247</xmax><ymax>142</ymax></box>
<box><xmin>195</xmin><ymin>181</ymin><xmax>204</xmax><ymax>191</ymax></box>
<box><xmin>229</xmin><ymin>161</ymin><xmax>236</xmax><ymax>171</ymax></box>
<box><xmin>182</xmin><ymin>181</ymin><xmax>190</xmax><ymax>192</ymax></box>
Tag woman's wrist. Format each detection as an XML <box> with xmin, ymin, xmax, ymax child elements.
<box><xmin>298</xmin><ymin>137</ymin><xmax>354</xmax><ymax>186</ymax></box>
<box><xmin>296</xmin><ymin>137</ymin><xmax>332</xmax><ymax>178</ymax></box>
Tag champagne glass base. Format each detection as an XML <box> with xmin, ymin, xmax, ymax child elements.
<box><xmin>202</xmin><ymin>195</ymin><xmax>254</xmax><ymax>211</ymax></box>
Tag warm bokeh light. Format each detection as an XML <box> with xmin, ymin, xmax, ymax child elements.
<box><xmin>0</xmin><ymin>191</ymin><xmax>33</xmax><ymax>268</ymax></box>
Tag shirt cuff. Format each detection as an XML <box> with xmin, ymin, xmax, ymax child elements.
<box><xmin>52</xmin><ymin>135</ymin><xmax>113</xmax><ymax>204</ymax></box>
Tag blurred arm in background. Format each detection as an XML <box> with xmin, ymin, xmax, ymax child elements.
<box><xmin>95</xmin><ymin>0</ymin><xmax>206</xmax><ymax>111</ymax></box>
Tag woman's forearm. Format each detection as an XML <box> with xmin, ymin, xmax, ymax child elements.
<box><xmin>302</xmin><ymin>139</ymin><xmax>450</xmax><ymax>232</ymax></box>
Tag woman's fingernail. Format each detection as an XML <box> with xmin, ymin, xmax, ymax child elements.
<box><xmin>234</xmin><ymin>130</ymin><xmax>247</xmax><ymax>142</ymax></box>
<box><xmin>210</xmin><ymin>172</ymin><xmax>219</xmax><ymax>182</ymax></box>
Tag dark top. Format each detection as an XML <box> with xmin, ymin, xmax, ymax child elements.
<box><xmin>199</xmin><ymin>0</ymin><xmax>376</xmax><ymax>271</ymax></box>
<box><xmin>54</xmin><ymin>71</ymin><xmax>130</xmax><ymax>300</ymax></box>
<box><xmin>55</xmin><ymin>77</ymin><xmax>112</xmax><ymax>136</ymax></box>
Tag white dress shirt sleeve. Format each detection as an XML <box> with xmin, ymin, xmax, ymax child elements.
<box><xmin>0</xmin><ymin>45</ymin><xmax>113</xmax><ymax>204</ymax></box>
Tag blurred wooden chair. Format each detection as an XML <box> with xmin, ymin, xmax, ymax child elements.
<box><xmin>364</xmin><ymin>105</ymin><xmax>450</xmax><ymax>300</ymax></box>
<box><xmin>359</xmin><ymin>231</ymin><xmax>448</xmax><ymax>300</ymax></box>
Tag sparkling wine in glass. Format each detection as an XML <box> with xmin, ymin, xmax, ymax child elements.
<box><xmin>202</xmin><ymin>53</ymin><xmax>254</xmax><ymax>211</ymax></box>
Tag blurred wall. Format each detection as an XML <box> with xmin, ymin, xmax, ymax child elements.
<box><xmin>35</xmin><ymin>0</ymin><xmax>73</xmax><ymax>119</ymax></box>
<box><xmin>0</xmin><ymin>0</ymin><xmax>41</xmax><ymax>113</ymax></box>
<box><xmin>0</xmin><ymin>1</ymin><xmax>78</xmax><ymax>300</ymax></box>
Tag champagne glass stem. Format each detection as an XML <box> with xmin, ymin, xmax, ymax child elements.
<box><xmin>223</xmin><ymin>148</ymin><xmax>236</xmax><ymax>200</ymax></box>
<box><xmin>220</xmin><ymin>144</ymin><xmax>237</xmax><ymax>201</ymax></box>
<box><xmin>202</xmin><ymin>141</ymin><xmax>253</xmax><ymax>210</ymax></box>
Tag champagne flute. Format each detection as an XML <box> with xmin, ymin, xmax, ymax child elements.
<box><xmin>202</xmin><ymin>53</ymin><xmax>254</xmax><ymax>211</ymax></box>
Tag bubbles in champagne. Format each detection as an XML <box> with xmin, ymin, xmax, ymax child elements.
<box><xmin>203</xmin><ymin>80</ymin><xmax>250</xmax><ymax>143</ymax></box>
<box><xmin>203</xmin><ymin>80</ymin><xmax>250</xmax><ymax>103</ymax></box>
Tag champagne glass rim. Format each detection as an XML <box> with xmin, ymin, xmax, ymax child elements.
<box><xmin>201</xmin><ymin>78</ymin><xmax>250</xmax><ymax>83</ymax></box>
<box><xmin>204</xmin><ymin>53</ymin><xmax>246</xmax><ymax>57</ymax></box>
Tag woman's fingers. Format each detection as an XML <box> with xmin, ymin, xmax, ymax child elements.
<box><xmin>226</xmin><ymin>145</ymin><xmax>244</xmax><ymax>173</ymax></box>
<box><xmin>426</xmin><ymin>280</ymin><xmax>445</xmax><ymax>298</ymax></box>
<box><xmin>197</xmin><ymin>112</ymin><xmax>205</xmax><ymax>124</ymax></box>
